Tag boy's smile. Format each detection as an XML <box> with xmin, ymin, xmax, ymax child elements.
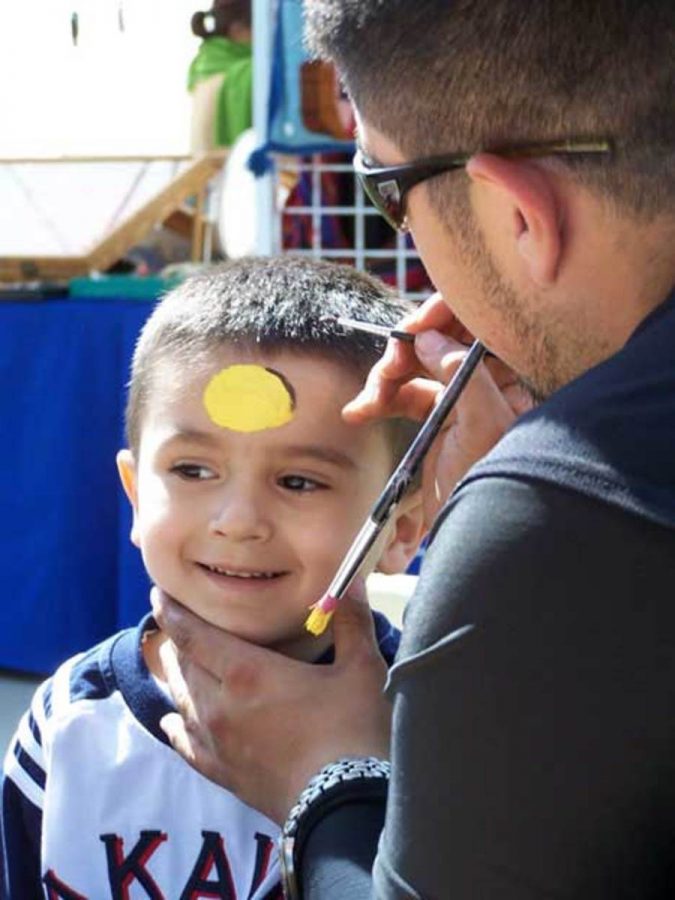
<box><xmin>118</xmin><ymin>346</ymin><xmax>405</xmax><ymax>661</ymax></box>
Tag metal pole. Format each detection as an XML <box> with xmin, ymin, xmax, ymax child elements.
<box><xmin>252</xmin><ymin>0</ymin><xmax>275</xmax><ymax>255</ymax></box>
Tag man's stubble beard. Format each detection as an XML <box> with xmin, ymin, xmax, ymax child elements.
<box><xmin>453</xmin><ymin>210</ymin><xmax>584</xmax><ymax>402</ymax></box>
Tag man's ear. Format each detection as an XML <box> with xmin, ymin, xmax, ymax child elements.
<box><xmin>466</xmin><ymin>152</ymin><xmax>563</xmax><ymax>287</ymax></box>
<box><xmin>116</xmin><ymin>449</ymin><xmax>141</xmax><ymax>548</ymax></box>
<box><xmin>375</xmin><ymin>489</ymin><xmax>426</xmax><ymax>575</ymax></box>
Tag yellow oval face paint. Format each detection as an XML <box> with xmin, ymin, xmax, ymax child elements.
<box><xmin>203</xmin><ymin>365</ymin><xmax>295</xmax><ymax>432</ymax></box>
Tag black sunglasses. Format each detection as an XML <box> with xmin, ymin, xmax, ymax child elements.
<box><xmin>353</xmin><ymin>139</ymin><xmax>612</xmax><ymax>232</ymax></box>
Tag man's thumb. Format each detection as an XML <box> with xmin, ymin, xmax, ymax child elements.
<box><xmin>415</xmin><ymin>329</ymin><xmax>468</xmax><ymax>384</ymax></box>
<box><xmin>332</xmin><ymin>575</ymin><xmax>378</xmax><ymax>659</ymax></box>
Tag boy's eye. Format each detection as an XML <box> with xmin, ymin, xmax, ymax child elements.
<box><xmin>170</xmin><ymin>463</ymin><xmax>216</xmax><ymax>481</ymax></box>
<box><xmin>279</xmin><ymin>474</ymin><xmax>325</xmax><ymax>492</ymax></box>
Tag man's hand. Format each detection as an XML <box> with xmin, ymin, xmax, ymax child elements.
<box><xmin>343</xmin><ymin>293</ymin><xmax>533</xmax><ymax>526</ymax></box>
<box><xmin>152</xmin><ymin>578</ymin><xmax>391</xmax><ymax>825</ymax></box>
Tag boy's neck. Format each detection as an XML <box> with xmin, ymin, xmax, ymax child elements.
<box><xmin>142</xmin><ymin>629</ymin><xmax>167</xmax><ymax>682</ymax></box>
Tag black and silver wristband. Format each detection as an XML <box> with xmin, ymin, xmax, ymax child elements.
<box><xmin>279</xmin><ymin>756</ymin><xmax>391</xmax><ymax>900</ymax></box>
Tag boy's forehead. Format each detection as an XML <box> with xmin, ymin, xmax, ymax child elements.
<box><xmin>148</xmin><ymin>345</ymin><xmax>367</xmax><ymax>422</ymax></box>
<box><xmin>140</xmin><ymin>347</ymin><xmax>395</xmax><ymax>473</ymax></box>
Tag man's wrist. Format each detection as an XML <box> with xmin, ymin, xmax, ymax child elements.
<box><xmin>279</xmin><ymin>757</ymin><xmax>390</xmax><ymax>900</ymax></box>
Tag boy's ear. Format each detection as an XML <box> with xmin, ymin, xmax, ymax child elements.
<box><xmin>116</xmin><ymin>449</ymin><xmax>141</xmax><ymax>549</ymax></box>
<box><xmin>375</xmin><ymin>488</ymin><xmax>426</xmax><ymax>575</ymax></box>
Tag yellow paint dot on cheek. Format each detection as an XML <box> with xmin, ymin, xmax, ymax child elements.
<box><xmin>203</xmin><ymin>365</ymin><xmax>295</xmax><ymax>432</ymax></box>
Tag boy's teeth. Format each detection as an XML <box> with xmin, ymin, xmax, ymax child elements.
<box><xmin>207</xmin><ymin>564</ymin><xmax>275</xmax><ymax>579</ymax></box>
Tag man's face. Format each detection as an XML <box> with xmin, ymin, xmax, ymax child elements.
<box><xmin>355</xmin><ymin>114</ymin><xmax>565</xmax><ymax>397</ymax></box>
<box><xmin>118</xmin><ymin>347</ymin><xmax>395</xmax><ymax>661</ymax></box>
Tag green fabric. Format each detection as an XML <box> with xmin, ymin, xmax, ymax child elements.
<box><xmin>187</xmin><ymin>36</ymin><xmax>253</xmax><ymax>147</ymax></box>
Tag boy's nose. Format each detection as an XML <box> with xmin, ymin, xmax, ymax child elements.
<box><xmin>208</xmin><ymin>487</ymin><xmax>273</xmax><ymax>542</ymax></box>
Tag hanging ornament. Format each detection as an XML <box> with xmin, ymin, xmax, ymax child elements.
<box><xmin>71</xmin><ymin>11</ymin><xmax>79</xmax><ymax>46</ymax></box>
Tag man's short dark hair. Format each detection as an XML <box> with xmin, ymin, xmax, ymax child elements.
<box><xmin>305</xmin><ymin>0</ymin><xmax>675</xmax><ymax>219</ymax></box>
<box><xmin>126</xmin><ymin>256</ymin><xmax>417</xmax><ymax>464</ymax></box>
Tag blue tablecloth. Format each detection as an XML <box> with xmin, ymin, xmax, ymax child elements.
<box><xmin>0</xmin><ymin>296</ymin><xmax>154</xmax><ymax>674</ymax></box>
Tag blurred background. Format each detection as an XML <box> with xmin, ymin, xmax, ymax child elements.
<box><xmin>0</xmin><ymin>0</ymin><xmax>198</xmax><ymax>158</ymax></box>
<box><xmin>0</xmin><ymin>0</ymin><xmax>427</xmax><ymax>752</ymax></box>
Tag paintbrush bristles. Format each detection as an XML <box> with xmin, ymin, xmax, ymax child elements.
<box><xmin>305</xmin><ymin>593</ymin><xmax>339</xmax><ymax>636</ymax></box>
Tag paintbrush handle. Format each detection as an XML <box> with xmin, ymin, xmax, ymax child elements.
<box><xmin>394</xmin><ymin>339</ymin><xmax>487</xmax><ymax>483</ymax></box>
<box><xmin>327</xmin><ymin>340</ymin><xmax>486</xmax><ymax>602</ymax></box>
<box><xmin>325</xmin><ymin>517</ymin><xmax>382</xmax><ymax>600</ymax></box>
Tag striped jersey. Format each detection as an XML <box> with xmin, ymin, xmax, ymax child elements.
<box><xmin>1</xmin><ymin>612</ymin><xmax>400</xmax><ymax>899</ymax></box>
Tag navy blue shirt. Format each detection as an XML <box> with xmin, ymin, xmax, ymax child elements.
<box><xmin>302</xmin><ymin>290</ymin><xmax>675</xmax><ymax>899</ymax></box>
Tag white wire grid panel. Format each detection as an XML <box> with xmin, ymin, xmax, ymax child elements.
<box><xmin>269</xmin><ymin>155</ymin><xmax>430</xmax><ymax>301</ymax></box>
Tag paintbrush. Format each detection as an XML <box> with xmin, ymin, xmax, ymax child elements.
<box><xmin>336</xmin><ymin>315</ymin><xmax>416</xmax><ymax>343</ymax></box>
<box><xmin>305</xmin><ymin>338</ymin><xmax>487</xmax><ymax>635</ymax></box>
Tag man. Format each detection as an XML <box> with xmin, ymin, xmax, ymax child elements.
<box><xmin>154</xmin><ymin>1</ymin><xmax>675</xmax><ymax>896</ymax></box>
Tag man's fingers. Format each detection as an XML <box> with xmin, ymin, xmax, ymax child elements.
<box><xmin>454</xmin><ymin>361</ymin><xmax>522</xmax><ymax>436</ymax></box>
<box><xmin>410</xmin><ymin>292</ymin><xmax>464</xmax><ymax>335</ymax></box>
<box><xmin>414</xmin><ymin>330</ymin><xmax>473</xmax><ymax>381</ymax></box>
<box><xmin>343</xmin><ymin>335</ymin><xmax>421</xmax><ymax>419</ymax></box>
<box><xmin>159</xmin><ymin>637</ymin><xmax>219</xmax><ymax>720</ymax></box>
<box><xmin>152</xmin><ymin>587</ymin><xmax>308</xmax><ymax>694</ymax></box>
<box><xmin>158</xmin><ymin>637</ymin><xmax>194</xmax><ymax>716</ymax></box>
<box><xmin>412</xmin><ymin>340</ymin><xmax>524</xmax><ymax>437</ymax></box>
<box><xmin>346</xmin><ymin>375</ymin><xmax>444</xmax><ymax>423</ymax></box>
<box><xmin>160</xmin><ymin>712</ymin><xmax>231</xmax><ymax>790</ymax></box>
<box><xmin>152</xmin><ymin>588</ymin><xmax>261</xmax><ymax>684</ymax></box>
<box><xmin>344</xmin><ymin>329</ymin><xmax>472</xmax><ymax>423</ymax></box>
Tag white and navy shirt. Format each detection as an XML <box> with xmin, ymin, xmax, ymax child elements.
<box><xmin>1</xmin><ymin>613</ymin><xmax>400</xmax><ymax>899</ymax></box>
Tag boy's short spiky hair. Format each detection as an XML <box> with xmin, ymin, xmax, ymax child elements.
<box><xmin>305</xmin><ymin>0</ymin><xmax>675</xmax><ymax>220</ymax></box>
<box><xmin>126</xmin><ymin>256</ymin><xmax>418</xmax><ymax>462</ymax></box>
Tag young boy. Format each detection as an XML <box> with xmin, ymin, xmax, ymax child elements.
<box><xmin>1</xmin><ymin>257</ymin><xmax>424</xmax><ymax>899</ymax></box>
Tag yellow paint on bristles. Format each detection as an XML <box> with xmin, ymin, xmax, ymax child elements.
<box><xmin>304</xmin><ymin>605</ymin><xmax>334</xmax><ymax>636</ymax></box>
